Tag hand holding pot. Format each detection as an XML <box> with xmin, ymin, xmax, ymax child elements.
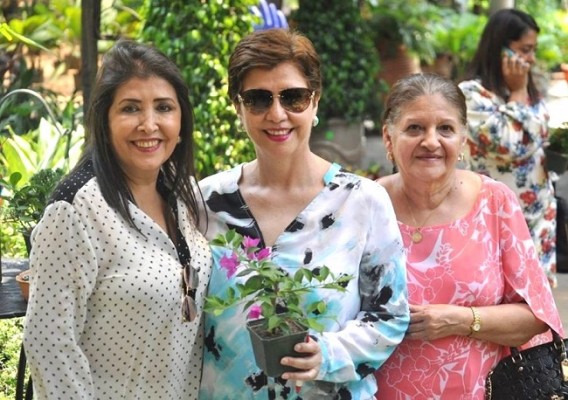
<box><xmin>280</xmin><ymin>336</ymin><xmax>321</xmax><ymax>383</ymax></box>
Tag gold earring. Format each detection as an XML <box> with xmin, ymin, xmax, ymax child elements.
<box><xmin>387</xmin><ymin>151</ymin><xmax>394</xmax><ymax>162</ymax></box>
<box><xmin>177</xmin><ymin>136</ymin><xmax>182</xmax><ymax>144</ymax></box>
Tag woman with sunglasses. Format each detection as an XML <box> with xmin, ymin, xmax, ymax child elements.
<box><xmin>23</xmin><ymin>40</ymin><xmax>211</xmax><ymax>400</ymax></box>
<box><xmin>197</xmin><ymin>29</ymin><xmax>409</xmax><ymax>399</ymax></box>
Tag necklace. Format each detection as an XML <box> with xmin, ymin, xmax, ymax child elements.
<box><xmin>401</xmin><ymin>187</ymin><xmax>451</xmax><ymax>243</ymax></box>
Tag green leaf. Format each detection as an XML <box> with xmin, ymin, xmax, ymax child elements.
<box><xmin>306</xmin><ymin>318</ymin><xmax>325</xmax><ymax>333</ymax></box>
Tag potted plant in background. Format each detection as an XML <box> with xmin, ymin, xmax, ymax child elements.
<box><xmin>1</xmin><ymin>168</ymin><xmax>64</xmax><ymax>253</ymax></box>
<box><xmin>204</xmin><ymin>229</ymin><xmax>353</xmax><ymax>377</ymax></box>
<box><xmin>424</xmin><ymin>9</ymin><xmax>486</xmax><ymax>81</ymax></box>
<box><xmin>364</xmin><ymin>0</ymin><xmax>442</xmax><ymax>88</ymax></box>
<box><xmin>1</xmin><ymin>168</ymin><xmax>64</xmax><ymax>300</ymax></box>
<box><xmin>290</xmin><ymin>1</ymin><xmax>382</xmax><ymax>170</ymax></box>
<box><xmin>546</xmin><ymin>122</ymin><xmax>568</xmax><ymax>175</ymax></box>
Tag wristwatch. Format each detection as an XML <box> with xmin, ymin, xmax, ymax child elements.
<box><xmin>469</xmin><ymin>306</ymin><xmax>481</xmax><ymax>336</ymax></box>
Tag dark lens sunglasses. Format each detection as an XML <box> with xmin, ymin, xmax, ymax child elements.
<box><xmin>237</xmin><ymin>88</ymin><xmax>314</xmax><ymax>114</ymax></box>
<box><xmin>181</xmin><ymin>262</ymin><xmax>198</xmax><ymax>322</ymax></box>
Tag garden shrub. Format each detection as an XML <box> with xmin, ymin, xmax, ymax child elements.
<box><xmin>141</xmin><ymin>0</ymin><xmax>258</xmax><ymax>179</ymax></box>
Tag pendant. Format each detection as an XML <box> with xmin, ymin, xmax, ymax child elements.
<box><xmin>411</xmin><ymin>230</ymin><xmax>423</xmax><ymax>243</ymax></box>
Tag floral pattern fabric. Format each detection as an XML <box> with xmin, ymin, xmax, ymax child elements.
<box><xmin>197</xmin><ymin>163</ymin><xmax>409</xmax><ymax>400</ymax></box>
<box><xmin>458</xmin><ymin>79</ymin><xmax>557</xmax><ymax>288</ymax></box>
<box><xmin>374</xmin><ymin>176</ymin><xmax>563</xmax><ymax>400</ymax></box>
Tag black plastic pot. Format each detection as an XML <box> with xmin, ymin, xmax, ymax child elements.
<box><xmin>545</xmin><ymin>149</ymin><xmax>568</xmax><ymax>175</ymax></box>
<box><xmin>246</xmin><ymin>319</ymin><xmax>308</xmax><ymax>377</ymax></box>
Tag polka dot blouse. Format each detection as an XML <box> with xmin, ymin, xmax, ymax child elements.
<box><xmin>23</xmin><ymin>163</ymin><xmax>212</xmax><ymax>400</ymax></box>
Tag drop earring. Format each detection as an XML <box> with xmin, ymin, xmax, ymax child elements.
<box><xmin>312</xmin><ymin>116</ymin><xmax>319</xmax><ymax>127</ymax></box>
<box><xmin>387</xmin><ymin>151</ymin><xmax>394</xmax><ymax>162</ymax></box>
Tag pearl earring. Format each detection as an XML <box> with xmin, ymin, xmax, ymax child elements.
<box><xmin>312</xmin><ymin>116</ymin><xmax>319</xmax><ymax>127</ymax></box>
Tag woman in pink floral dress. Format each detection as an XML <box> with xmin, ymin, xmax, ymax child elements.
<box><xmin>375</xmin><ymin>73</ymin><xmax>563</xmax><ymax>399</ymax></box>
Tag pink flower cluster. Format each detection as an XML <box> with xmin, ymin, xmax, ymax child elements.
<box><xmin>218</xmin><ymin>235</ymin><xmax>272</xmax><ymax>320</ymax></box>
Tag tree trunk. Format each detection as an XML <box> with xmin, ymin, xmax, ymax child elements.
<box><xmin>81</xmin><ymin>0</ymin><xmax>100</xmax><ymax>116</ymax></box>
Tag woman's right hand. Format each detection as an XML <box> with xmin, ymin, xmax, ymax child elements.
<box><xmin>502</xmin><ymin>51</ymin><xmax>530</xmax><ymax>101</ymax></box>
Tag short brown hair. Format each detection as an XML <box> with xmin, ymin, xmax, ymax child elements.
<box><xmin>228</xmin><ymin>29</ymin><xmax>322</xmax><ymax>102</ymax></box>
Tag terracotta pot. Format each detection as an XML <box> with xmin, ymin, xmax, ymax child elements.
<box><xmin>561</xmin><ymin>64</ymin><xmax>568</xmax><ymax>82</ymax></box>
<box><xmin>377</xmin><ymin>44</ymin><xmax>421</xmax><ymax>88</ymax></box>
<box><xmin>16</xmin><ymin>269</ymin><xmax>31</xmax><ymax>301</ymax></box>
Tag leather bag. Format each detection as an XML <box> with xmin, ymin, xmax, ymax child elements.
<box><xmin>556</xmin><ymin>195</ymin><xmax>568</xmax><ymax>273</ymax></box>
<box><xmin>485</xmin><ymin>329</ymin><xmax>568</xmax><ymax>400</ymax></box>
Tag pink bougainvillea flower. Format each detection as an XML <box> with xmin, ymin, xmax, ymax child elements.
<box><xmin>243</xmin><ymin>236</ymin><xmax>261</xmax><ymax>250</ymax></box>
<box><xmin>220</xmin><ymin>252</ymin><xmax>239</xmax><ymax>278</ymax></box>
<box><xmin>247</xmin><ymin>304</ymin><xmax>262</xmax><ymax>320</ymax></box>
<box><xmin>255</xmin><ymin>247</ymin><xmax>271</xmax><ymax>261</ymax></box>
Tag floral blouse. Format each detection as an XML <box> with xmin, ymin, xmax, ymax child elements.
<box><xmin>458</xmin><ymin>79</ymin><xmax>557</xmax><ymax>288</ymax></box>
<box><xmin>198</xmin><ymin>163</ymin><xmax>409</xmax><ymax>400</ymax></box>
<box><xmin>374</xmin><ymin>176</ymin><xmax>563</xmax><ymax>400</ymax></box>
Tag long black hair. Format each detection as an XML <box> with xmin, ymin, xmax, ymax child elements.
<box><xmin>464</xmin><ymin>9</ymin><xmax>540</xmax><ymax>103</ymax></box>
<box><xmin>72</xmin><ymin>40</ymin><xmax>201</xmax><ymax>228</ymax></box>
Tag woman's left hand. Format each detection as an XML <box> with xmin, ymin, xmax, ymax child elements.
<box><xmin>280</xmin><ymin>336</ymin><xmax>321</xmax><ymax>381</ymax></box>
<box><xmin>406</xmin><ymin>304</ymin><xmax>469</xmax><ymax>340</ymax></box>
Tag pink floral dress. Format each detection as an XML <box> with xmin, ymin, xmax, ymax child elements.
<box><xmin>375</xmin><ymin>176</ymin><xmax>563</xmax><ymax>400</ymax></box>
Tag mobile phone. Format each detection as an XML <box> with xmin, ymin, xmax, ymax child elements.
<box><xmin>502</xmin><ymin>47</ymin><xmax>516</xmax><ymax>58</ymax></box>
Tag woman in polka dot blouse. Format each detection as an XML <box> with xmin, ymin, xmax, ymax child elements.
<box><xmin>23</xmin><ymin>40</ymin><xmax>212</xmax><ymax>400</ymax></box>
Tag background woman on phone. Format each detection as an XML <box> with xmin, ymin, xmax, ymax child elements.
<box><xmin>458</xmin><ymin>8</ymin><xmax>557</xmax><ymax>288</ymax></box>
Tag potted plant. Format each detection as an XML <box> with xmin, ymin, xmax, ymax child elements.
<box><xmin>425</xmin><ymin>9</ymin><xmax>486</xmax><ymax>81</ymax></box>
<box><xmin>364</xmin><ymin>0</ymin><xmax>442</xmax><ymax>88</ymax></box>
<box><xmin>204</xmin><ymin>229</ymin><xmax>353</xmax><ymax>377</ymax></box>
<box><xmin>546</xmin><ymin>122</ymin><xmax>568</xmax><ymax>174</ymax></box>
<box><xmin>1</xmin><ymin>168</ymin><xmax>65</xmax><ymax>253</ymax></box>
<box><xmin>290</xmin><ymin>1</ymin><xmax>382</xmax><ymax>169</ymax></box>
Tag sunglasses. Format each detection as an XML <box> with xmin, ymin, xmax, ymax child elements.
<box><xmin>181</xmin><ymin>262</ymin><xmax>198</xmax><ymax>322</ymax></box>
<box><xmin>237</xmin><ymin>88</ymin><xmax>314</xmax><ymax>114</ymax></box>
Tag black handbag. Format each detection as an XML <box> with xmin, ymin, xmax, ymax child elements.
<box><xmin>556</xmin><ymin>195</ymin><xmax>568</xmax><ymax>273</ymax></box>
<box><xmin>485</xmin><ymin>329</ymin><xmax>568</xmax><ymax>400</ymax></box>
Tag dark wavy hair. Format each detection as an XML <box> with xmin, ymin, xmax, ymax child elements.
<box><xmin>75</xmin><ymin>40</ymin><xmax>201</xmax><ymax>228</ymax></box>
<box><xmin>464</xmin><ymin>8</ymin><xmax>540</xmax><ymax>102</ymax></box>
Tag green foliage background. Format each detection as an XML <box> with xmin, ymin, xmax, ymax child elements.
<box><xmin>2</xmin><ymin>0</ymin><xmax>568</xmax><ymax>397</ymax></box>
<box><xmin>140</xmin><ymin>0</ymin><xmax>258</xmax><ymax>179</ymax></box>
<box><xmin>0</xmin><ymin>319</ymin><xmax>26</xmax><ymax>400</ymax></box>
<box><xmin>291</xmin><ymin>0</ymin><xmax>382</xmax><ymax>127</ymax></box>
